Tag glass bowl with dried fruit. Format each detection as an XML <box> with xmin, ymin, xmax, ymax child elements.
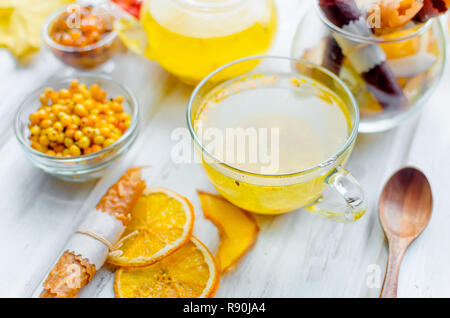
<box><xmin>14</xmin><ymin>75</ymin><xmax>139</xmax><ymax>182</ymax></box>
<box><xmin>42</xmin><ymin>2</ymin><xmax>120</xmax><ymax>69</ymax></box>
<box><xmin>292</xmin><ymin>0</ymin><xmax>446</xmax><ymax>133</ymax></box>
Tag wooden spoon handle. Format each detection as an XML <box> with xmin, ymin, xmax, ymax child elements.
<box><xmin>380</xmin><ymin>239</ymin><xmax>409</xmax><ymax>298</ymax></box>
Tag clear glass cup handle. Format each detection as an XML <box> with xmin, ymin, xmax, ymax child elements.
<box><xmin>306</xmin><ymin>166</ymin><xmax>367</xmax><ymax>223</ymax></box>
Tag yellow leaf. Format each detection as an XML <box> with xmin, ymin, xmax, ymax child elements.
<box><xmin>0</xmin><ymin>0</ymin><xmax>74</xmax><ymax>58</ymax></box>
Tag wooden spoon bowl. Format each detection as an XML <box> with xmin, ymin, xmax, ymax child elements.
<box><xmin>379</xmin><ymin>167</ymin><xmax>433</xmax><ymax>298</ymax></box>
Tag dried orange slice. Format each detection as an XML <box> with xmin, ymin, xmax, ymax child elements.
<box><xmin>198</xmin><ymin>191</ymin><xmax>259</xmax><ymax>273</ymax></box>
<box><xmin>115</xmin><ymin>237</ymin><xmax>219</xmax><ymax>298</ymax></box>
<box><xmin>108</xmin><ymin>187</ymin><xmax>195</xmax><ymax>267</ymax></box>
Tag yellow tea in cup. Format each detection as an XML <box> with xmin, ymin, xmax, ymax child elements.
<box><xmin>195</xmin><ymin>75</ymin><xmax>350</xmax><ymax>174</ymax></box>
<box><xmin>188</xmin><ymin>57</ymin><xmax>366</xmax><ymax>222</ymax></box>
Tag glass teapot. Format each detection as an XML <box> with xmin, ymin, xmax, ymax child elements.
<box><xmin>114</xmin><ymin>0</ymin><xmax>277</xmax><ymax>84</ymax></box>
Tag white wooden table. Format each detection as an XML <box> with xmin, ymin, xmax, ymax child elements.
<box><xmin>1</xmin><ymin>0</ymin><xmax>449</xmax><ymax>298</ymax></box>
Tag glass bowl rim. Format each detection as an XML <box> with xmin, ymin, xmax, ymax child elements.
<box><xmin>186</xmin><ymin>55</ymin><xmax>360</xmax><ymax>178</ymax></box>
<box><xmin>42</xmin><ymin>2</ymin><xmax>118</xmax><ymax>53</ymax></box>
<box><xmin>14</xmin><ymin>74</ymin><xmax>139</xmax><ymax>163</ymax></box>
<box><xmin>314</xmin><ymin>0</ymin><xmax>434</xmax><ymax>44</ymax></box>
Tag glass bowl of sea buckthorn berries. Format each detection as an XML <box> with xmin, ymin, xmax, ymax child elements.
<box><xmin>14</xmin><ymin>75</ymin><xmax>139</xmax><ymax>182</ymax></box>
<box><xmin>43</xmin><ymin>2</ymin><xmax>120</xmax><ymax>69</ymax></box>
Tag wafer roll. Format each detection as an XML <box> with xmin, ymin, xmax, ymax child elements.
<box><xmin>40</xmin><ymin>167</ymin><xmax>146</xmax><ymax>298</ymax></box>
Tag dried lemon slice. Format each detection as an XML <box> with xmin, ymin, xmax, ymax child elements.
<box><xmin>198</xmin><ymin>191</ymin><xmax>259</xmax><ymax>273</ymax></box>
<box><xmin>108</xmin><ymin>188</ymin><xmax>194</xmax><ymax>267</ymax></box>
<box><xmin>115</xmin><ymin>237</ymin><xmax>219</xmax><ymax>298</ymax></box>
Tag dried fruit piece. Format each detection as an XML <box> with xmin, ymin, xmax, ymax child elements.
<box><xmin>115</xmin><ymin>237</ymin><xmax>219</xmax><ymax>298</ymax></box>
<box><xmin>97</xmin><ymin>167</ymin><xmax>146</xmax><ymax>225</ymax></box>
<box><xmin>379</xmin><ymin>27</ymin><xmax>422</xmax><ymax>59</ymax></box>
<box><xmin>369</xmin><ymin>0</ymin><xmax>424</xmax><ymax>31</ymax></box>
<box><xmin>108</xmin><ymin>188</ymin><xmax>195</xmax><ymax>267</ymax></box>
<box><xmin>198</xmin><ymin>191</ymin><xmax>259</xmax><ymax>273</ymax></box>
<box><xmin>41</xmin><ymin>251</ymin><xmax>96</xmax><ymax>298</ymax></box>
<box><xmin>414</xmin><ymin>0</ymin><xmax>450</xmax><ymax>22</ymax></box>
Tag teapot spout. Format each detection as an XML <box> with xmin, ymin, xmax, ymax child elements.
<box><xmin>114</xmin><ymin>17</ymin><xmax>150</xmax><ymax>57</ymax></box>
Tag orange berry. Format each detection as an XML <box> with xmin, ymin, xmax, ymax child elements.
<box><xmin>59</xmin><ymin>88</ymin><xmax>71</xmax><ymax>99</ymax></box>
<box><xmin>110</xmin><ymin>102</ymin><xmax>123</xmax><ymax>113</ymax></box>
<box><xmin>69</xmin><ymin>145</ymin><xmax>81</xmax><ymax>156</ymax></box>
<box><xmin>65</xmin><ymin>129</ymin><xmax>75</xmax><ymax>138</ymax></box>
<box><xmin>103</xmin><ymin>138</ymin><xmax>115</xmax><ymax>148</ymax></box>
<box><xmin>39</xmin><ymin>135</ymin><xmax>50</xmax><ymax>146</ymax></box>
<box><xmin>38</xmin><ymin>109</ymin><xmax>48</xmax><ymax>120</ymax></box>
<box><xmin>56</xmin><ymin>132</ymin><xmax>65</xmax><ymax>143</ymax></box>
<box><xmin>71</xmin><ymin>115</ymin><xmax>81</xmax><ymax>125</ymax></box>
<box><xmin>73</xmin><ymin>93</ymin><xmax>84</xmax><ymax>104</ymax></box>
<box><xmin>74</xmin><ymin>130</ymin><xmax>84</xmax><ymax>141</ymax></box>
<box><xmin>91</xmin><ymin>144</ymin><xmax>102</xmax><ymax>153</ymax></box>
<box><xmin>48</xmin><ymin>130</ymin><xmax>59</xmax><ymax>142</ymax></box>
<box><xmin>53</xmin><ymin>121</ymin><xmax>63</xmax><ymax>132</ymax></box>
<box><xmin>99</xmin><ymin>126</ymin><xmax>110</xmax><ymax>137</ymax></box>
<box><xmin>60</xmin><ymin>114</ymin><xmax>72</xmax><ymax>127</ymax></box>
<box><xmin>83</xmin><ymin>99</ymin><xmax>94</xmax><ymax>110</ymax></box>
<box><xmin>40</xmin><ymin>119</ymin><xmax>53</xmax><ymax>129</ymax></box>
<box><xmin>64</xmin><ymin>137</ymin><xmax>74</xmax><ymax>148</ymax></box>
<box><xmin>74</xmin><ymin>104</ymin><xmax>88</xmax><ymax>117</ymax></box>
<box><xmin>53</xmin><ymin>144</ymin><xmax>64</xmax><ymax>153</ymax></box>
<box><xmin>82</xmin><ymin>127</ymin><xmax>95</xmax><ymax>139</ymax></box>
<box><xmin>30</xmin><ymin>125</ymin><xmax>40</xmax><ymax>136</ymax></box>
<box><xmin>93</xmin><ymin>135</ymin><xmax>104</xmax><ymax>145</ymax></box>
<box><xmin>77</xmin><ymin>136</ymin><xmax>91</xmax><ymax>149</ymax></box>
<box><xmin>51</xmin><ymin>104</ymin><xmax>63</xmax><ymax>114</ymax></box>
<box><xmin>29</xmin><ymin>112</ymin><xmax>40</xmax><ymax>125</ymax></box>
<box><xmin>48</xmin><ymin>112</ymin><xmax>57</xmax><ymax>122</ymax></box>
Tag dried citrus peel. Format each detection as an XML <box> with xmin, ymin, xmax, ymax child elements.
<box><xmin>40</xmin><ymin>251</ymin><xmax>96</xmax><ymax>298</ymax></box>
<box><xmin>107</xmin><ymin>187</ymin><xmax>195</xmax><ymax>267</ymax></box>
<box><xmin>96</xmin><ymin>167</ymin><xmax>147</xmax><ymax>226</ymax></box>
<box><xmin>114</xmin><ymin>237</ymin><xmax>219</xmax><ymax>298</ymax></box>
<box><xmin>198</xmin><ymin>191</ymin><xmax>259</xmax><ymax>273</ymax></box>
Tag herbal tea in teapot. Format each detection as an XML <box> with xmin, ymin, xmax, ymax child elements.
<box><xmin>115</xmin><ymin>0</ymin><xmax>277</xmax><ymax>84</ymax></box>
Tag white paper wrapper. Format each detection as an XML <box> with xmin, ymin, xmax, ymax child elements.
<box><xmin>66</xmin><ymin>208</ymin><xmax>125</xmax><ymax>269</ymax></box>
<box><xmin>334</xmin><ymin>16</ymin><xmax>386</xmax><ymax>74</ymax></box>
<box><xmin>36</xmin><ymin>208</ymin><xmax>125</xmax><ymax>297</ymax></box>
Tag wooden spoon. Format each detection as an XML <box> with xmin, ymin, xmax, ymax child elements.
<box><xmin>379</xmin><ymin>167</ymin><xmax>433</xmax><ymax>298</ymax></box>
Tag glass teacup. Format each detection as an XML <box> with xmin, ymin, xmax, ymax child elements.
<box><xmin>187</xmin><ymin>56</ymin><xmax>367</xmax><ymax>223</ymax></box>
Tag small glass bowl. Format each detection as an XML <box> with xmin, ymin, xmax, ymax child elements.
<box><xmin>14</xmin><ymin>75</ymin><xmax>139</xmax><ymax>182</ymax></box>
<box><xmin>42</xmin><ymin>2</ymin><xmax>120</xmax><ymax>70</ymax></box>
<box><xmin>292</xmin><ymin>2</ymin><xmax>446</xmax><ymax>133</ymax></box>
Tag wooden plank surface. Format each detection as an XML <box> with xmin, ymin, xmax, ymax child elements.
<box><xmin>0</xmin><ymin>0</ymin><xmax>449</xmax><ymax>298</ymax></box>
